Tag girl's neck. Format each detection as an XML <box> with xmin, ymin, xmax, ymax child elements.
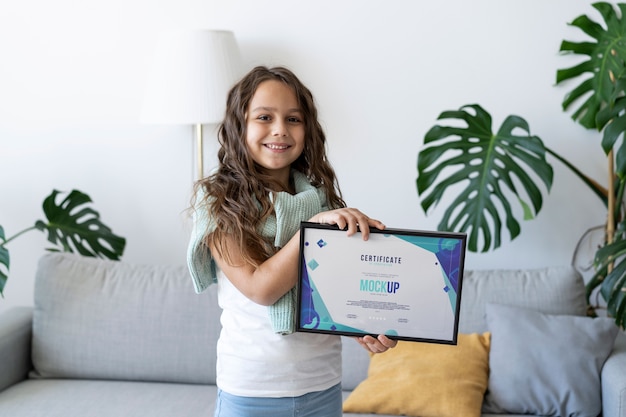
<box><xmin>277</xmin><ymin>173</ymin><xmax>295</xmax><ymax>194</ymax></box>
<box><xmin>265</xmin><ymin>168</ymin><xmax>295</xmax><ymax>194</ymax></box>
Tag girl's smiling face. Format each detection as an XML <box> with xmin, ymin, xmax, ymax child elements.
<box><xmin>246</xmin><ymin>80</ymin><xmax>305</xmax><ymax>189</ymax></box>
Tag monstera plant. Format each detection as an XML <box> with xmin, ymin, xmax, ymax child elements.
<box><xmin>416</xmin><ymin>2</ymin><xmax>626</xmax><ymax>327</ymax></box>
<box><xmin>0</xmin><ymin>189</ymin><xmax>126</xmax><ymax>297</ymax></box>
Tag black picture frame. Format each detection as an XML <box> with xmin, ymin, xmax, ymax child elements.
<box><xmin>296</xmin><ymin>222</ymin><xmax>467</xmax><ymax>344</ymax></box>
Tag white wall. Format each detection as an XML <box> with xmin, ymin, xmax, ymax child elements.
<box><xmin>0</xmin><ymin>0</ymin><xmax>608</xmax><ymax>312</ymax></box>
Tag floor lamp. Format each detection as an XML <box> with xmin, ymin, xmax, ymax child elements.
<box><xmin>140</xmin><ymin>30</ymin><xmax>243</xmax><ymax>180</ymax></box>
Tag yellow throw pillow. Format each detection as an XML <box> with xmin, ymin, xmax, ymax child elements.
<box><xmin>343</xmin><ymin>333</ymin><xmax>490</xmax><ymax>417</ymax></box>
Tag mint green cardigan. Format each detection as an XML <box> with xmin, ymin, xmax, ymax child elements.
<box><xmin>187</xmin><ymin>171</ymin><xmax>329</xmax><ymax>335</ymax></box>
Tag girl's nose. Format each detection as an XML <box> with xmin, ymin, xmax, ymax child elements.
<box><xmin>272</xmin><ymin>121</ymin><xmax>288</xmax><ymax>137</ymax></box>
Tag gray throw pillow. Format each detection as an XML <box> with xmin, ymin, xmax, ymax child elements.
<box><xmin>484</xmin><ymin>303</ymin><xmax>619</xmax><ymax>417</ymax></box>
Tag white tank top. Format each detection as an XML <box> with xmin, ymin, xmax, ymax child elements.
<box><xmin>216</xmin><ymin>271</ymin><xmax>342</xmax><ymax>397</ymax></box>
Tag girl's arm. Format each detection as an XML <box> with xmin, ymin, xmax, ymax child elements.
<box><xmin>211</xmin><ymin>207</ymin><xmax>397</xmax><ymax>353</ymax></box>
<box><xmin>209</xmin><ymin>207</ymin><xmax>385</xmax><ymax>306</ymax></box>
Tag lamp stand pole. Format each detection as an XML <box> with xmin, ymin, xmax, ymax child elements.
<box><xmin>195</xmin><ymin>123</ymin><xmax>204</xmax><ymax>180</ymax></box>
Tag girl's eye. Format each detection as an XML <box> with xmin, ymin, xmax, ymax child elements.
<box><xmin>257</xmin><ymin>115</ymin><xmax>271</xmax><ymax>121</ymax></box>
<box><xmin>288</xmin><ymin>116</ymin><xmax>302</xmax><ymax>123</ymax></box>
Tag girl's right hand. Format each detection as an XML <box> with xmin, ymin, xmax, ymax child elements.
<box><xmin>356</xmin><ymin>334</ymin><xmax>398</xmax><ymax>353</ymax></box>
<box><xmin>309</xmin><ymin>208</ymin><xmax>385</xmax><ymax>241</ymax></box>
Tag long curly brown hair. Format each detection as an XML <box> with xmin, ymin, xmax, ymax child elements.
<box><xmin>194</xmin><ymin>66</ymin><xmax>345</xmax><ymax>267</ymax></box>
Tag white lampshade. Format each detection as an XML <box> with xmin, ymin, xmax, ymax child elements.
<box><xmin>140</xmin><ymin>30</ymin><xmax>243</xmax><ymax>124</ymax></box>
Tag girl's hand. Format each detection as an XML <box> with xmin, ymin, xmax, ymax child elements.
<box><xmin>355</xmin><ymin>335</ymin><xmax>398</xmax><ymax>353</ymax></box>
<box><xmin>309</xmin><ymin>208</ymin><xmax>385</xmax><ymax>240</ymax></box>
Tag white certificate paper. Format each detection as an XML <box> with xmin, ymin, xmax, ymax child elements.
<box><xmin>296</xmin><ymin>223</ymin><xmax>466</xmax><ymax>344</ymax></box>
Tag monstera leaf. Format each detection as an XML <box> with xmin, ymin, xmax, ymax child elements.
<box><xmin>416</xmin><ymin>104</ymin><xmax>553</xmax><ymax>253</ymax></box>
<box><xmin>0</xmin><ymin>189</ymin><xmax>126</xmax><ymax>297</ymax></box>
<box><xmin>557</xmin><ymin>2</ymin><xmax>626</xmax><ymax>131</ymax></box>
<box><xmin>34</xmin><ymin>189</ymin><xmax>126</xmax><ymax>259</ymax></box>
<box><xmin>587</xmin><ymin>219</ymin><xmax>626</xmax><ymax>327</ymax></box>
<box><xmin>599</xmin><ymin>90</ymin><xmax>626</xmax><ymax>178</ymax></box>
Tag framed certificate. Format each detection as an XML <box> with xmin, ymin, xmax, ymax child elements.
<box><xmin>296</xmin><ymin>222</ymin><xmax>467</xmax><ymax>344</ymax></box>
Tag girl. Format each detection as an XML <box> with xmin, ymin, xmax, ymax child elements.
<box><xmin>187</xmin><ymin>66</ymin><xmax>396</xmax><ymax>417</ymax></box>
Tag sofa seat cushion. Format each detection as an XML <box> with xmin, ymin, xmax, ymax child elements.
<box><xmin>31</xmin><ymin>253</ymin><xmax>222</xmax><ymax>384</ymax></box>
<box><xmin>0</xmin><ymin>379</ymin><xmax>216</xmax><ymax>417</ymax></box>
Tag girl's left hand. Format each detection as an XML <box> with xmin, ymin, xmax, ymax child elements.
<box><xmin>355</xmin><ymin>334</ymin><xmax>398</xmax><ymax>353</ymax></box>
<box><xmin>309</xmin><ymin>208</ymin><xmax>385</xmax><ymax>241</ymax></box>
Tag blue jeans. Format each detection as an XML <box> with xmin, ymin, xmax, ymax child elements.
<box><xmin>214</xmin><ymin>383</ymin><xmax>342</xmax><ymax>417</ymax></box>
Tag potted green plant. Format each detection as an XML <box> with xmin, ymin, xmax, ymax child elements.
<box><xmin>416</xmin><ymin>1</ymin><xmax>626</xmax><ymax>327</ymax></box>
<box><xmin>0</xmin><ymin>189</ymin><xmax>126</xmax><ymax>296</ymax></box>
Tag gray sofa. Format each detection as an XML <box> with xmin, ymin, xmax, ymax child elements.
<box><xmin>0</xmin><ymin>252</ymin><xmax>624</xmax><ymax>417</ymax></box>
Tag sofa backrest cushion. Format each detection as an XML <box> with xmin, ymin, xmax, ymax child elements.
<box><xmin>31</xmin><ymin>253</ymin><xmax>221</xmax><ymax>384</ymax></box>
<box><xmin>458</xmin><ymin>266</ymin><xmax>587</xmax><ymax>334</ymax></box>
